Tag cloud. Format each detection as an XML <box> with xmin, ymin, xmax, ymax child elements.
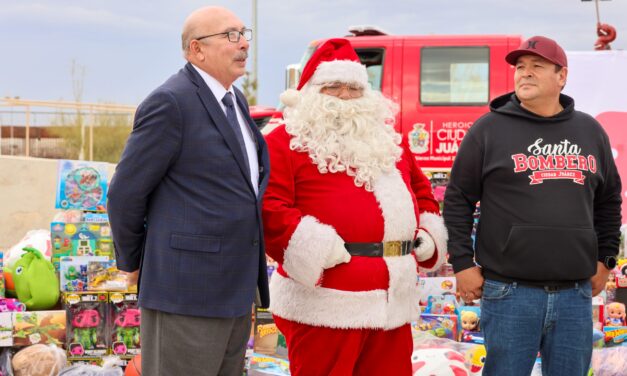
<box><xmin>0</xmin><ymin>3</ymin><xmax>173</xmax><ymax>34</ymax></box>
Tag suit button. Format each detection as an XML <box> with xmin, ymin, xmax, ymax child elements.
<box><xmin>252</xmin><ymin>240</ymin><xmax>259</xmax><ymax>246</ymax></box>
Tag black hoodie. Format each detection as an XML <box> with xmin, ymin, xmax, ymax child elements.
<box><xmin>444</xmin><ymin>92</ymin><xmax>622</xmax><ymax>284</ymax></box>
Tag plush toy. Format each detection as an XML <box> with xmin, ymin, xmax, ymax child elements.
<box><xmin>411</xmin><ymin>347</ymin><xmax>470</xmax><ymax>376</ymax></box>
<box><xmin>58</xmin><ymin>355</ymin><xmax>124</xmax><ymax>375</ymax></box>
<box><xmin>605</xmin><ymin>302</ymin><xmax>626</xmax><ymax>327</ymax></box>
<box><xmin>12</xmin><ymin>344</ymin><xmax>66</xmax><ymax>376</ymax></box>
<box><xmin>13</xmin><ymin>247</ymin><xmax>59</xmax><ymax>310</ymax></box>
<box><xmin>591</xmin><ymin>347</ymin><xmax>627</xmax><ymax>375</ymax></box>
<box><xmin>4</xmin><ymin>230</ymin><xmax>52</xmax><ymax>297</ymax></box>
<box><xmin>465</xmin><ymin>344</ymin><xmax>486</xmax><ymax>375</ymax></box>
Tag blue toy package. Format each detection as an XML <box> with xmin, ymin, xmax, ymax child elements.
<box><xmin>60</xmin><ymin>256</ymin><xmax>109</xmax><ymax>292</ymax></box>
<box><xmin>0</xmin><ymin>252</ymin><xmax>4</xmax><ymax>298</ymax></box>
<box><xmin>51</xmin><ymin>222</ymin><xmax>114</xmax><ymax>272</ymax></box>
<box><xmin>56</xmin><ymin>160</ymin><xmax>109</xmax><ymax>211</ymax></box>
<box><xmin>83</xmin><ymin>213</ymin><xmax>109</xmax><ymax>223</ymax></box>
<box><xmin>424</xmin><ymin>295</ymin><xmax>458</xmax><ymax>315</ymax></box>
<box><xmin>414</xmin><ymin>314</ymin><xmax>458</xmax><ymax>340</ymax></box>
<box><xmin>459</xmin><ymin>306</ymin><xmax>484</xmax><ymax>344</ymax></box>
<box><xmin>247</xmin><ymin>353</ymin><xmax>290</xmax><ymax>376</ymax></box>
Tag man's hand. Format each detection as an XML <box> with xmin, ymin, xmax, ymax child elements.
<box><xmin>127</xmin><ymin>270</ymin><xmax>139</xmax><ymax>288</ymax></box>
<box><xmin>591</xmin><ymin>261</ymin><xmax>612</xmax><ymax>297</ymax></box>
<box><xmin>455</xmin><ymin>266</ymin><xmax>484</xmax><ymax>304</ymax></box>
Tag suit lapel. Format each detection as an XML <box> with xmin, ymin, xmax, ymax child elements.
<box><xmin>234</xmin><ymin>90</ymin><xmax>270</xmax><ymax>198</ymax></box>
<box><xmin>184</xmin><ymin>64</ymin><xmax>256</xmax><ymax>195</ymax></box>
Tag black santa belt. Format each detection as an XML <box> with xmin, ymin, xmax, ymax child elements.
<box><xmin>344</xmin><ymin>240</ymin><xmax>417</xmax><ymax>257</ymax></box>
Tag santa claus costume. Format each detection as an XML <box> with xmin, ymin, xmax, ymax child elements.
<box><xmin>262</xmin><ymin>39</ymin><xmax>448</xmax><ymax>376</ymax></box>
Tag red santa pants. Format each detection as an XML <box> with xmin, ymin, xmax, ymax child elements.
<box><xmin>274</xmin><ymin>315</ymin><xmax>413</xmax><ymax>376</ymax></box>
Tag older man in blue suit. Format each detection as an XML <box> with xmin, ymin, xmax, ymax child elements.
<box><xmin>107</xmin><ymin>6</ymin><xmax>269</xmax><ymax>375</ymax></box>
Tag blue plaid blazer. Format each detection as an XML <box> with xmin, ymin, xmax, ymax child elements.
<box><xmin>108</xmin><ymin>63</ymin><xmax>270</xmax><ymax>317</ymax></box>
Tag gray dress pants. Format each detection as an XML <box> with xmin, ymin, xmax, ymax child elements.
<box><xmin>141</xmin><ymin>307</ymin><xmax>252</xmax><ymax>376</ymax></box>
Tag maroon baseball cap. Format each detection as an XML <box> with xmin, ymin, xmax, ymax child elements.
<box><xmin>505</xmin><ymin>36</ymin><xmax>568</xmax><ymax>67</ymax></box>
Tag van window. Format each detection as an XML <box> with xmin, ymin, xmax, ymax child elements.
<box><xmin>420</xmin><ymin>47</ymin><xmax>489</xmax><ymax>105</ymax></box>
<box><xmin>355</xmin><ymin>49</ymin><xmax>385</xmax><ymax>91</ymax></box>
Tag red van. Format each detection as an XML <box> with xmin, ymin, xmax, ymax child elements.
<box><xmin>256</xmin><ymin>27</ymin><xmax>522</xmax><ymax>171</ymax></box>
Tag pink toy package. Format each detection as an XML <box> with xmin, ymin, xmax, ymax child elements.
<box><xmin>108</xmin><ymin>292</ymin><xmax>141</xmax><ymax>356</ymax></box>
<box><xmin>64</xmin><ymin>292</ymin><xmax>108</xmax><ymax>358</ymax></box>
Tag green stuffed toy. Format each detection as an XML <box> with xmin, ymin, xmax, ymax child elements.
<box><xmin>13</xmin><ymin>247</ymin><xmax>59</xmax><ymax>310</ymax></box>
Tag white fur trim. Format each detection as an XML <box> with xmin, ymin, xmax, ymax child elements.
<box><xmin>283</xmin><ymin>216</ymin><xmax>347</xmax><ymax>287</ymax></box>
<box><xmin>372</xmin><ymin>170</ymin><xmax>417</xmax><ymax>241</ymax></box>
<box><xmin>310</xmin><ymin>60</ymin><xmax>369</xmax><ymax>88</ymax></box>
<box><xmin>279</xmin><ymin>89</ymin><xmax>301</xmax><ymax>108</ymax></box>
<box><xmin>384</xmin><ymin>255</ymin><xmax>421</xmax><ymax>329</ymax></box>
<box><xmin>417</xmin><ymin>212</ymin><xmax>448</xmax><ymax>272</ymax></box>
<box><xmin>270</xmin><ymin>254</ymin><xmax>419</xmax><ymax>329</ymax></box>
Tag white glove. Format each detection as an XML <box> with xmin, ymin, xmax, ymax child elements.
<box><xmin>414</xmin><ymin>229</ymin><xmax>436</xmax><ymax>262</ymax></box>
<box><xmin>322</xmin><ymin>236</ymin><xmax>352</xmax><ymax>269</ymax></box>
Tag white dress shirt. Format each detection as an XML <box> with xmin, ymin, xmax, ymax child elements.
<box><xmin>192</xmin><ymin>64</ymin><xmax>260</xmax><ymax>196</ymax></box>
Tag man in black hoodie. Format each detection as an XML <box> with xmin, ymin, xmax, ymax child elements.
<box><xmin>444</xmin><ymin>36</ymin><xmax>621</xmax><ymax>376</ymax></box>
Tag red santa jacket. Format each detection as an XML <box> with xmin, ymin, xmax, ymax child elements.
<box><xmin>262</xmin><ymin>125</ymin><xmax>447</xmax><ymax>329</ymax></box>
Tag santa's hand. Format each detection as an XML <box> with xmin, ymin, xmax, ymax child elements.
<box><xmin>322</xmin><ymin>238</ymin><xmax>351</xmax><ymax>269</ymax></box>
<box><xmin>414</xmin><ymin>229</ymin><xmax>436</xmax><ymax>261</ymax></box>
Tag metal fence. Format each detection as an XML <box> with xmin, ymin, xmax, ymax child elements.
<box><xmin>0</xmin><ymin>98</ymin><xmax>136</xmax><ymax>161</ymax></box>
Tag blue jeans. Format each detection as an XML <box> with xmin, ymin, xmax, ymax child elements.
<box><xmin>481</xmin><ymin>279</ymin><xmax>592</xmax><ymax>376</ymax></box>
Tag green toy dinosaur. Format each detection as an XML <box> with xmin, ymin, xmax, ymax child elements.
<box><xmin>13</xmin><ymin>247</ymin><xmax>60</xmax><ymax>310</ymax></box>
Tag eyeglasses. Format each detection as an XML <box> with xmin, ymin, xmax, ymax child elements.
<box><xmin>320</xmin><ymin>82</ymin><xmax>365</xmax><ymax>98</ymax></box>
<box><xmin>196</xmin><ymin>28</ymin><xmax>253</xmax><ymax>43</ymax></box>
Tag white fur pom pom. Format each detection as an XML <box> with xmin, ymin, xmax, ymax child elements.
<box><xmin>280</xmin><ymin>89</ymin><xmax>301</xmax><ymax>107</ymax></box>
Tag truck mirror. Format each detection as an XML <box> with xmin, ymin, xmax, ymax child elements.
<box><xmin>285</xmin><ymin>64</ymin><xmax>301</xmax><ymax>90</ymax></box>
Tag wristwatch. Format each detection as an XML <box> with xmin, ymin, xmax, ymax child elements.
<box><xmin>602</xmin><ymin>255</ymin><xmax>617</xmax><ymax>270</ymax></box>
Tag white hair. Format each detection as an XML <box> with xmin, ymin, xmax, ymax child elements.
<box><xmin>284</xmin><ymin>86</ymin><xmax>402</xmax><ymax>191</ymax></box>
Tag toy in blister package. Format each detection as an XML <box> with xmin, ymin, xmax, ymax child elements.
<box><xmin>414</xmin><ymin>314</ymin><xmax>459</xmax><ymax>341</ymax></box>
<box><xmin>60</xmin><ymin>256</ymin><xmax>109</xmax><ymax>292</ymax></box>
<box><xmin>87</xmin><ymin>260</ymin><xmax>128</xmax><ymax>291</ymax></box>
<box><xmin>64</xmin><ymin>292</ymin><xmax>108</xmax><ymax>358</ymax></box>
<box><xmin>424</xmin><ymin>295</ymin><xmax>458</xmax><ymax>315</ymax></box>
<box><xmin>109</xmin><ymin>292</ymin><xmax>141</xmax><ymax>356</ymax></box>
<box><xmin>56</xmin><ymin>160</ymin><xmax>109</xmax><ymax>211</ymax></box>
<box><xmin>459</xmin><ymin>307</ymin><xmax>483</xmax><ymax>344</ymax></box>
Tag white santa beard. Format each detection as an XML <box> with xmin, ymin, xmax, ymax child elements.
<box><xmin>285</xmin><ymin>89</ymin><xmax>402</xmax><ymax>191</ymax></box>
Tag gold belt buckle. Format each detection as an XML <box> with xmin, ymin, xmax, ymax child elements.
<box><xmin>383</xmin><ymin>241</ymin><xmax>402</xmax><ymax>257</ymax></box>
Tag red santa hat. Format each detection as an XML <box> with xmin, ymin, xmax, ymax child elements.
<box><xmin>281</xmin><ymin>38</ymin><xmax>368</xmax><ymax>107</ymax></box>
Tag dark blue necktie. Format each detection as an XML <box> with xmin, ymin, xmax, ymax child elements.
<box><xmin>221</xmin><ymin>92</ymin><xmax>250</xmax><ymax>172</ymax></box>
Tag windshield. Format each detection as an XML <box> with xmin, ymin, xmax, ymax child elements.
<box><xmin>298</xmin><ymin>45</ymin><xmax>317</xmax><ymax>74</ymax></box>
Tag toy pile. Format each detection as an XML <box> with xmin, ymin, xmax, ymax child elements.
<box><xmin>412</xmin><ymin>265</ymin><xmax>486</xmax><ymax>376</ymax></box>
<box><xmin>0</xmin><ymin>160</ymin><xmax>132</xmax><ymax>375</ymax></box>
<box><xmin>245</xmin><ymin>260</ymin><xmax>290</xmax><ymax>375</ymax></box>
<box><xmin>588</xmin><ymin>241</ymin><xmax>627</xmax><ymax>376</ymax></box>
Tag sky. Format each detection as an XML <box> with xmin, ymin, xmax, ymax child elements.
<box><xmin>1</xmin><ymin>0</ymin><xmax>626</xmax><ymax>108</ymax></box>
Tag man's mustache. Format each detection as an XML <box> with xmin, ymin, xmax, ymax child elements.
<box><xmin>234</xmin><ymin>51</ymin><xmax>248</xmax><ymax>61</ymax></box>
